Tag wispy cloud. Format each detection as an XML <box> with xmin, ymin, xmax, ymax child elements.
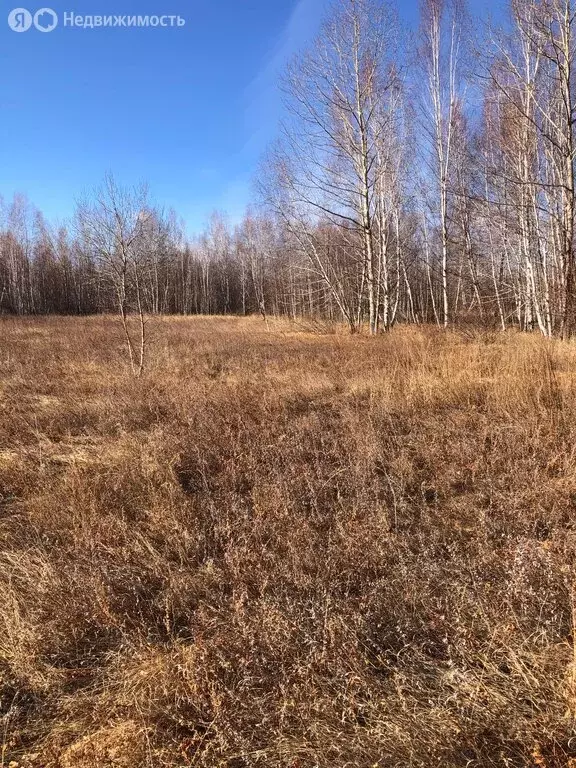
<box><xmin>242</xmin><ymin>0</ymin><xmax>327</xmax><ymax>155</ymax></box>
<box><xmin>184</xmin><ymin>0</ymin><xmax>327</xmax><ymax>235</ymax></box>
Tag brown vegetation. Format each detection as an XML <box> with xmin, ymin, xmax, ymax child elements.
<box><xmin>1</xmin><ymin>315</ymin><xmax>576</xmax><ymax>767</ymax></box>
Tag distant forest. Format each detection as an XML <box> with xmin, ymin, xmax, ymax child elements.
<box><xmin>3</xmin><ymin>0</ymin><xmax>576</xmax><ymax>336</ymax></box>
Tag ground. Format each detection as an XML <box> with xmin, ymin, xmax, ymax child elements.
<box><xmin>1</xmin><ymin>315</ymin><xmax>576</xmax><ymax>767</ymax></box>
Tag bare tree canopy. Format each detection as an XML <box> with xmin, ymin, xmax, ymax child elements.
<box><xmin>2</xmin><ymin>0</ymin><xmax>576</xmax><ymax>337</ymax></box>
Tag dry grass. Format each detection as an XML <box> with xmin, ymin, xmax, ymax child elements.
<box><xmin>1</xmin><ymin>315</ymin><xmax>576</xmax><ymax>767</ymax></box>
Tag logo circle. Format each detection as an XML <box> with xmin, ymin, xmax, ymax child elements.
<box><xmin>8</xmin><ymin>8</ymin><xmax>32</xmax><ymax>32</ymax></box>
<box><xmin>33</xmin><ymin>7</ymin><xmax>58</xmax><ymax>32</ymax></box>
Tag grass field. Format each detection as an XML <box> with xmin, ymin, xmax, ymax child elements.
<box><xmin>1</xmin><ymin>315</ymin><xmax>576</xmax><ymax>767</ymax></box>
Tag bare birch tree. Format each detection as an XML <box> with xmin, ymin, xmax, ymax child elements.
<box><xmin>265</xmin><ymin>0</ymin><xmax>402</xmax><ymax>334</ymax></box>
<box><xmin>419</xmin><ymin>0</ymin><xmax>464</xmax><ymax>328</ymax></box>
<box><xmin>75</xmin><ymin>174</ymin><xmax>156</xmax><ymax>376</ymax></box>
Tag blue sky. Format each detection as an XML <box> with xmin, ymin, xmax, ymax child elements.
<box><xmin>0</xmin><ymin>0</ymin><xmax>500</xmax><ymax>235</ymax></box>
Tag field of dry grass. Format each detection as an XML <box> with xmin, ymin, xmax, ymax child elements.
<box><xmin>1</xmin><ymin>315</ymin><xmax>576</xmax><ymax>767</ymax></box>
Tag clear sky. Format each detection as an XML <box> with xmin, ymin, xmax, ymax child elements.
<box><xmin>0</xmin><ymin>0</ymin><xmax>500</xmax><ymax>235</ymax></box>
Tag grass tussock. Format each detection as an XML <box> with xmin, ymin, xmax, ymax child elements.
<box><xmin>1</xmin><ymin>315</ymin><xmax>576</xmax><ymax>766</ymax></box>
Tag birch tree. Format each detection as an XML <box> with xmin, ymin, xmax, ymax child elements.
<box><xmin>419</xmin><ymin>0</ymin><xmax>464</xmax><ymax>328</ymax></box>
<box><xmin>483</xmin><ymin>0</ymin><xmax>576</xmax><ymax>337</ymax></box>
<box><xmin>75</xmin><ymin>174</ymin><xmax>156</xmax><ymax>376</ymax></box>
<box><xmin>267</xmin><ymin>0</ymin><xmax>402</xmax><ymax>334</ymax></box>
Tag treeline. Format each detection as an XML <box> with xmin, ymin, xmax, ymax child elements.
<box><xmin>0</xmin><ymin>193</ymin><xmax>351</xmax><ymax>320</ymax></box>
<box><xmin>2</xmin><ymin>0</ymin><xmax>576</xmax><ymax>336</ymax></box>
